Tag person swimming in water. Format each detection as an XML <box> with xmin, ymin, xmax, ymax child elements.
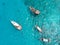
<box><xmin>29</xmin><ymin>6</ymin><xmax>40</xmax><ymax>15</ymax></box>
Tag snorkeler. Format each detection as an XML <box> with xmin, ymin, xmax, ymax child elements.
<box><xmin>29</xmin><ymin>6</ymin><xmax>40</xmax><ymax>15</ymax></box>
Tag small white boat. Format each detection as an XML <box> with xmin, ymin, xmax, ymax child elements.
<box><xmin>41</xmin><ymin>38</ymin><xmax>50</xmax><ymax>42</ymax></box>
<box><xmin>35</xmin><ymin>25</ymin><xmax>42</xmax><ymax>33</ymax></box>
<box><xmin>10</xmin><ymin>20</ymin><xmax>22</xmax><ymax>30</ymax></box>
<box><xmin>29</xmin><ymin>6</ymin><xmax>40</xmax><ymax>15</ymax></box>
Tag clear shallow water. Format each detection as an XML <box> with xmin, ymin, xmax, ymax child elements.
<box><xmin>0</xmin><ymin>0</ymin><xmax>60</xmax><ymax>45</ymax></box>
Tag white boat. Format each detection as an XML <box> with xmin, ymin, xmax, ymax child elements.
<box><xmin>29</xmin><ymin>6</ymin><xmax>40</xmax><ymax>15</ymax></box>
<box><xmin>10</xmin><ymin>20</ymin><xmax>22</xmax><ymax>30</ymax></box>
<box><xmin>41</xmin><ymin>38</ymin><xmax>50</xmax><ymax>42</ymax></box>
<box><xmin>35</xmin><ymin>25</ymin><xmax>42</xmax><ymax>33</ymax></box>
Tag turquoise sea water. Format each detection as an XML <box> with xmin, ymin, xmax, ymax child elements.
<box><xmin>0</xmin><ymin>0</ymin><xmax>60</xmax><ymax>45</ymax></box>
